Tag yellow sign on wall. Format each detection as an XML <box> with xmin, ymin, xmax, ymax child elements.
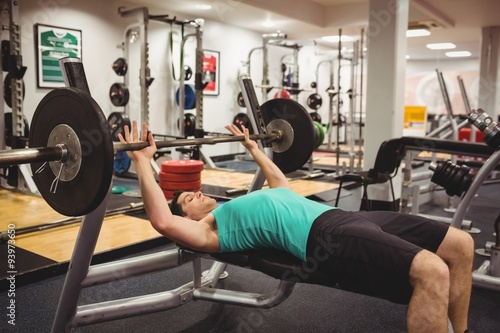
<box><xmin>404</xmin><ymin>106</ymin><xmax>427</xmax><ymax>136</ymax></box>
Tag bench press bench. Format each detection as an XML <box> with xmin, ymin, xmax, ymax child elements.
<box><xmin>66</xmin><ymin>245</ymin><xmax>333</xmax><ymax>328</ymax></box>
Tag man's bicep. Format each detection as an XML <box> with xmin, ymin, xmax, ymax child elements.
<box><xmin>168</xmin><ymin>216</ymin><xmax>217</xmax><ymax>252</ymax></box>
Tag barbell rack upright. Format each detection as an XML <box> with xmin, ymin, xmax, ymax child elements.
<box><xmin>50</xmin><ymin>58</ymin><xmax>112</xmax><ymax>333</ymax></box>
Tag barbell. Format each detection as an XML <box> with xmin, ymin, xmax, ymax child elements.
<box><xmin>0</xmin><ymin>88</ymin><xmax>315</xmax><ymax>217</ymax></box>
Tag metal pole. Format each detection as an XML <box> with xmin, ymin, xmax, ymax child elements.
<box><xmin>335</xmin><ymin>28</ymin><xmax>342</xmax><ymax>166</ymax></box>
<box><xmin>0</xmin><ymin>133</ymin><xmax>280</xmax><ymax>168</ymax></box>
<box><xmin>114</xmin><ymin>132</ymin><xmax>279</xmax><ymax>151</ymax></box>
<box><xmin>0</xmin><ymin>146</ymin><xmax>64</xmax><ymax>167</ymax></box>
<box><xmin>194</xmin><ymin>21</ymin><xmax>204</xmax><ymax>138</ymax></box>
<box><xmin>457</xmin><ymin>75</ymin><xmax>476</xmax><ymax>142</ymax></box>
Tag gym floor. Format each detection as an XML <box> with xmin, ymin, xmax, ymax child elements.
<box><xmin>0</xmin><ymin>158</ymin><xmax>499</xmax><ymax>332</ymax></box>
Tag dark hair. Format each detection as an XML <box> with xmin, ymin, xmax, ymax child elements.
<box><xmin>169</xmin><ymin>190</ymin><xmax>186</xmax><ymax>217</ymax></box>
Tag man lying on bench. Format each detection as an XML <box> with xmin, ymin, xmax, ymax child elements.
<box><xmin>119</xmin><ymin>121</ymin><xmax>474</xmax><ymax>333</ymax></box>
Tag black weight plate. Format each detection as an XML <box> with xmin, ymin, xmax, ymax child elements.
<box><xmin>177</xmin><ymin>113</ymin><xmax>196</xmax><ymax>137</ymax></box>
<box><xmin>233</xmin><ymin>112</ymin><xmax>254</xmax><ymax>134</ymax></box>
<box><xmin>237</xmin><ymin>91</ymin><xmax>245</xmax><ymax>107</ymax></box>
<box><xmin>309</xmin><ymin>111</ymin><xmax>322</xmax><ymax>124</ymax></box>
<box><xmin>184</xmin><ymin>113</ymin><xmax>196</xmax><ymax>136</ymax></box>
<box><xmin>109</xmin><ymin>83</ymin><xmax>130</xmax><ymax>106</ymax></box>
<box><xmin>107</xmin><ymin>111</ymin><xmax>131</xmax><ymax>142</ymax></box>
<box><xmin>260</xmin><ymin>98</ymin><xmax>314</xmax><ymax>173</ymax></box>
<box><xmin>29</xmin><ymin>88</ymin><xmax>114</xmax><ymax>216</ymax></box>
<box><xmin>184</xmin><ymin>65</ymin><xmax>193</xmax><ymax>81</ymax></box>
<box><xmin>306</xmin><ymin>93</ymin><xmax>322</xmax><ymax>110</ymax></box>
<box><xmin>112</xmin><ymin>57</ymin><xmax>128</xmax><ymax>76</ymax></box>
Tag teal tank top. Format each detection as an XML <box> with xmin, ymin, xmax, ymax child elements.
<box><xmin>212</xmin><ymin>188</ymin><xmax>335</xmax><ymax>261</ymax></box>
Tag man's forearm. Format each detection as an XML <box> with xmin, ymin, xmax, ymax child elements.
<box><xmin>134</xmin><ymin>159</ymin><xmax>174</xmax><ymax>229</ymax></box>
<box><xmin>247</xmin><ymin>146</ymin><xmax>290</xmax><ymax>189</ymax></box>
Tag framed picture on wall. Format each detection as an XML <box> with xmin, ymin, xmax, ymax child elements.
<box><xmin>202</xmin><ymin>50</ymin><xmax>219</xmax><ymax>96</ymax></box>
<box><xmin>35</xmin><ymin>24</ymin><xmax>82</xmax><ymax>88</ymax></box>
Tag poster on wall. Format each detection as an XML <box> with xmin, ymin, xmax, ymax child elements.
<box><xmin>35</xmin><ymin>24</ymin><xmax>82</xmax><ymax>88</ymax></box>
<box><xmin>202</xmin><ymin>50</ymin><xmax>219</xmax><ymax>96</ymax></box>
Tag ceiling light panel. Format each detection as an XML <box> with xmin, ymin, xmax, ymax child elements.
<box><xmin>426</xmin><ymin>42</ymin><xmax>456</xmax><ymax>50</ymax></box>
<box><xmin>445</xmin><ymin>51</ymin><xmax>471</xmax><ymax>57</ymax></box>
<box><xmin>406</xmin><ymin>29</ymin><xmax>431</xmax><ymax>37</ymax></box>
<box><xmin>195</xmin><ymin>4</ymin><xmax>212</xmax><ymax>10</ymax></box>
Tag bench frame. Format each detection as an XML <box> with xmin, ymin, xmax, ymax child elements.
<box><xmin>65</xmin><ymin>247</ymin><xmax>296</xmax><ymax>328</ymax></box>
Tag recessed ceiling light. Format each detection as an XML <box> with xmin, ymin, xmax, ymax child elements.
<box><xmin>406</xmin><ymin>29</ymin><xmax>430</xmax><ymax>37</ymax></box>
<box><xmin>406</xmin><ymin>55</ymin><xmax>411</xmax><ymax>59</ymax></box>
<box><xmin>262</xmin><ymin>21</ymin><xmax>275</xmax><ymax>28</ymax></box>
<box><xmin>426</xmin><ymin>42</ymin><xmax>456</xmax><ymax>50</ymax></box>
<box><xmin>195</xmin><ymin>4</ymin><xmax>212</xmax><ymax>10</ymax></box>
<box><xmin>445</xmin><ymin>51</ymin><xmax>471</xmax><ymax>58</ymax></box>
<box><xmin>321</xmin><ymin>35</ymin><xmax>353</xmax><ymax>43</ymax></box>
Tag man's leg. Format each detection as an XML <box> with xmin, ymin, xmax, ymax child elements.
<box><xmin>435</xmin><ymin>227</ymin><xmax>474</xmax><ymax>333</ymax></box>
<box><xmin>408</xmin><ymin>250</ymin><xmax>450</xmax><ymax>333</ymax></box>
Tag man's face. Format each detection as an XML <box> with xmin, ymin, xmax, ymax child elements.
<box><xmin>178</xmin><ymin>191</ymin><xmax>217</xmax><ymax>220</ymax></box>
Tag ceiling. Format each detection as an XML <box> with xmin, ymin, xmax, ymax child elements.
<box><xmin>127</xmin><ymin>0</ymin><xmax>500</xmax><ymax>60</ymax></box>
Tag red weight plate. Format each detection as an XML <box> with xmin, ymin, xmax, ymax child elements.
<box><xmin>161</xmin><ymin>159</ymin><xmax>204</xmax><ymax>173</ymax></box>
<box><xmin>162</xmin><ymin>188</ymin><xmax>202</xmax><ymax>200</ymax></box>
<box><xmin>159</xmin><ymin>171</ymin><xmax>201</xmax><ymax>182</ymax></box>
<box><xmin>160</xmin><ymin>180</ymin><xmax>202</xmax><ymax>191</ymax></box>
<box><xmin>163</xmin><ymin>189</ymin><xmax>175</xmax><ymax>200</ymax></box>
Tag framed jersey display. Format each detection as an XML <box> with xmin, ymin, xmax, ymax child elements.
<box><xmin>202</xmin><ymin>50</ymin><xmax>219</xmax><ymax>96</ymax></box>
<box><xmin>35</xmin><ymin>24</ymin><xmax>82</xmax><ymax>88</ymax></box>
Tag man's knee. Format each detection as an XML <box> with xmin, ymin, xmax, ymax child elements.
<box><xmin>410</xmin><ymin>250</ymin><xmax>450</xmax><ymax>291</ymax></box>
<box><xmin>438</xmin><ymin>228</ymin><xmax>475</xmax><ymax>264</ymax></box>
<box><xmin>456</xmin><ymin>229</ymin><xmax>474</xmax><ymax>258</ymax></box>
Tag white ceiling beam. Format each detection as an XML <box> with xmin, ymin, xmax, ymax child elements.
<box><xmin>411</xmin><ymin>0</ymin><xmax>455</xmax><ymax>28</ymax></box>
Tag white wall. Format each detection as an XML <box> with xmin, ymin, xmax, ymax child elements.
<box><xmin>19</xmin><ymin>0</ymin><xmax>126</xmax><ymax>121</ymax></box>
<box><xmin>405</xmin><ymin>58</ymin><xmax>480</xmax><ymax>116</ymax></box>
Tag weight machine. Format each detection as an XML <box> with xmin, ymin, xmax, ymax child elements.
<box><xmin>382</xmin><ymin>106</ymin><xmax>500</xmax><ymax>287</ymax></box>
<box><xmin>404</xmin><ymin>70</ymin><xmax>486</xmax><ymax>230</ymax></box>
<box><xmin>454</xmin><ymin>109</ymin><xmax>500</xmax><ymax>290</ymax></box>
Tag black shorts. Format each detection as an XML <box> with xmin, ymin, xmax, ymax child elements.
<box><xmin>305</xmin><ymin>209</ymin><xmax>449</xmax><ymax>304</ymax></box>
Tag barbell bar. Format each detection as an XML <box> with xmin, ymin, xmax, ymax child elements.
<box><xmin>0</xmin><ymin>132</ymin><xmax>282</xmax><ymax>168</ymax></box>
<box><xmin>112</xmin><ymin>131</ymin><xmax>281</xmax><ymax>152</ymax></box>
<box><xmin>0</xmin><ymin>88</ymin><xmax>315</xmax><ymax>217</ymax></box>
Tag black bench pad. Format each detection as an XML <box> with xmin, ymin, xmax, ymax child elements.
<box><xmin>210</xmin><ymin>248</ymin><xmax>336</xmax><ymax>287</ymax></box>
